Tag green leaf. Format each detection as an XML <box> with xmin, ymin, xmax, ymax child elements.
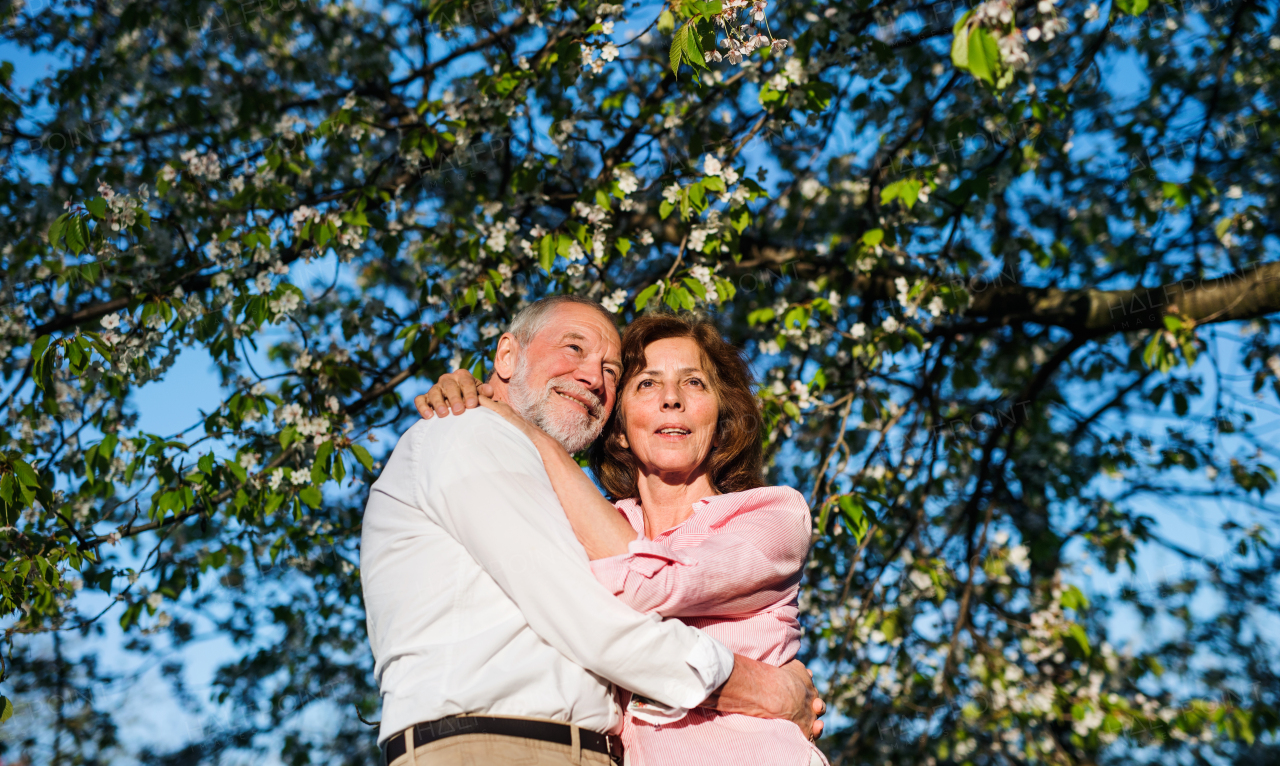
<box><xmin>539</xmin><ymin>234</ymin><xmax>555</xmax><ymax>273</ymax></box>
<box><xmin>312</xmin><ymin>440</ymin><xmax>335</xmax><ymax>484</ymax></box>
<box><xmin>1067</xmin><ymin>623</ymin><xmax>1091</xmax><ymax>656</ymax></box>
<box><xmin>86</xmin><ymin>197</ymin><xmax>107</xmax><ymax>218</ymax></box>
<box><xmin>299</xmin><ymin>486</ymin><xmax>323</xmax><ymax>509</ymax></box>
<box><xmin>670</xmin><ymin>24</ymin><xmax>688</xmax><ymax>75</ymax></box>
<box><xmin>951</xmin><ymin>23</ymin><xmax>971</xmax><ymax>68</ymax></box>
<box><xmin>66</xmin><ymin>216</ymin><xmax>87</xmax><ymax>254</ymax></box>
<box><xmin>881</xmin><ymin>179</ymin><xmax>923</xmax><ymax>210</ymax></box>
<box><xmin>1060</xmin><ymin>584</ymin><xmax>1091</xmax><ymax>611</ymax></box>
<box><xmin>279</xmin><ymin>426</ymin><xmax>299</xmax><ymax>449</ymax></box>
<box><xmin>862</xmin><ymin>228</ymin><xmax>884</xmax><ymax>247</ymax></box>
<box><xmin>351</xmin><ymin>444</ymin><xmax>375</xmax><ymax>473</ymax></box>
<box><xmin>1115</xmin><ymin>0</ymin><xmax>1148</xmax><ymax>15</ymax></box>
<box><xmin>838</xmin><ymin>495</ymin><xmax>870</xmax><ymax>543</ymax></box>
<box><xmin>683</xmin><ymin>22</ymin><xmax>707</xmax><ymax>69</ymax></box>
<box><xmin>31</xmin><ymin>335</ymin><xmax>53</xmax><ymax>390</ymax></box>
<box><xmin>659</xmin><ymin>199</ymin><xmax>675</xmax><ymax>219</ymax></box>
<box><xmin>1142</xmin><ymin>332</ymin><xmax>1162</xmax><ymax>369</ymax></box>
<box><xmin>967</xmin><ymin>28</ymin><xmax>999</xmax><ymax>84</ymax></box>
<box><xmin>635</xmin><ymin>283</ymin><xmax>661</xmax><ymax>310</ymax></box>
<box><xmin>657</xmin><ymin>8</ymin><xmax>675</xmax><ymax>32</ymax></box>
<box><xmin>11</xmin><ymin>459</ymin><xmax>38</xmax><ymax>488</ymax></box>
<box><xmin>48</xmin><ymin>212</ymin><xmax>70</xmax><ymax>247</ymax></box>
<box><xmin>0</xmin><ymin>694</ymin><xmax>13</xmax><ymax>723</ymax></box>
<box><xmin>615</xmin><ymin>238</ymin><xmax>631</xmax><ymax>256</ymax></box>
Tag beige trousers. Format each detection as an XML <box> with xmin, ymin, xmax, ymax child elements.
<box><xmin>387</xmin><ymin>728</ymin><xmax>614</xmax><ymax>766</ymax></box>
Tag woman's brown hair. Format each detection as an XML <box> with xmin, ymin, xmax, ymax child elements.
<box><xmin>589</xmin><ymin>312</ymin><xmax>765</xmax><ymax>500</ymax></box>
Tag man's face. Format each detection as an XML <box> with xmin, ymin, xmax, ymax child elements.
<box><xmin>505</xmin><ymin>304</ymin><xmax>622</xmax><ymax>453</ymax></box>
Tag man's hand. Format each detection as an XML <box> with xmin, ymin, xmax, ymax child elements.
<box><xmin>781</xmin><ymin>659</ymin><xmax>826</xmax><ymax>741</ymax></box>
<box><xmin>704</xmin><ymin>655</ymin><xmax>826</xmax><ymax>741</ymax></box>
<box><xmin>414</xmin><ymin>369</ymin><xmax>491</xmax><ymax>419</ymax></box>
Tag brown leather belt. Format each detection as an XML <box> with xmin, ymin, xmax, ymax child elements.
<box><xmin>382</xmin><ymin>716</ymin><xmax>622</xmax><ymax>765</ymax></box>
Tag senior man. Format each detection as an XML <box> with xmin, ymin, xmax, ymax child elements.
<box><xmin>361</xmin><ymin>295</ymin><xmax>823</xmax><ymax>766</ymax></box>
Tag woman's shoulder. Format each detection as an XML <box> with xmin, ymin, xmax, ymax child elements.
<box><xmin>725</xmin><ymin>485</ymin><xmax>809</xmax><ymax>511</ymax></box>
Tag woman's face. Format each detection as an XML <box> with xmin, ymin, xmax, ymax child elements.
<box><xmin>619</xmin><ymin>337</ymin><xmax>720</xmax><ymax>479</ymax></box>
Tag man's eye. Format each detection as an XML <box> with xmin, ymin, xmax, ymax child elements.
<box><xmin>568</xmin><ymin>344</ymin><xmax>582</xmax><ymax>353</ymax></box>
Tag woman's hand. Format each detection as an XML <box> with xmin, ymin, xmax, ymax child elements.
<box><xmin>414</xmin><ymin>369</ymin><xmax>492</xmax><ymax>419</ymax></box>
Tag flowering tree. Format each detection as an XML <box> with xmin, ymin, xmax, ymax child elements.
<box><xmin>2</xmin><ymin>0</ymin><xmax>1279</xmax><ymax>761</ymax></box>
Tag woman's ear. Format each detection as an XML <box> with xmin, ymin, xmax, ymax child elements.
<box><xmin>617</xmin><ymin>431</ymin><xmax>629</xmax><ymax>450</ymax></box>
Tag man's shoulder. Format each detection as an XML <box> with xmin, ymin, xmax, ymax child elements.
<box><xmin>400</xmin><ymin>407</ymin><xmax>538</xmax><ymax>467</ymax></box>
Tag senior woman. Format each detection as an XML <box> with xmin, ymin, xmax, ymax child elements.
<box><xmin>420</xmin><ymin>312</ymin><xmax>828</xmax><ymax>766</ymax></box>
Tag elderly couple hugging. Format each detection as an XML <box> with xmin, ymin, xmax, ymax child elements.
<box><xmin>360</xmin><ymin>295</ymin><xmax>831</xmax><ymax>766</ymax></box>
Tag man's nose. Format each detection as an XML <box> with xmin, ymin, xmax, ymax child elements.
<box><xmin>574</xmin><ymin>361</ymin><xmax>605</xmax><ymax>397</ymax></box>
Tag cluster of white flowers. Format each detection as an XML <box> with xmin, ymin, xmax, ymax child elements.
<box><xmin>706</xmin><ymin>0</ymin><xmax>789</xmax><ymax>64</ymax></box>
<box><xmin>768</xmin><ymin>57</ymin><xmax>808</xmax><ymax>90</ymax></box>
<box><xmin>688</xmin><ymin>225</ymin><xmax>717</xmax><ymax>252</ymax></box>
<box><xmin>662</xmin><ymin>183</ymin><xmax>682</xmax><ymax>204</ymax></box>
<box><xmin>290</xmin><ymin>205</ymin><xmax>329</xmax><ymax>231</ymax></box>
<box><xmin>688</xmin><ymin>265</ymin><xmax>720</xmax><ymax>301</ymax></box>
<box><xmin>614</xmin><ymin>167</ymin><xmax>639</xmax><ymax>195</ymax></box>
<box><xmin>238</xmin><ymin>452</ymin><xmax>260</xmax><ymax>471</ymax></box>
<box><xmin>481</xmin><ymin>216</ymin><xmax>520</xmax><ymax>253</ymax></box>
<box><xmin>96</xmin><ymin>180</ymin><xmax>142</xmax><ymax>230</ymax></box>
<box><xmin>290</xmin><ymin>468</ymin><xmax>311</xmax><ymax>486</ymax></box>
<box><xmin>581</xmin><ymin>45</ymin><xmax>605</xmax><ymax>74</ymax></box>
<box><xmin>997</xmin><ymin>30</ymin><xmax>1030</xmax><ymax>68</ymax></box>
<box><xmin>789</xmin><ymin>380</ymin><xmax>814</xmax><ymax>410</ymax></box>
<box><xmin>179</xmin><ymin>148</ymin><xmax>222</xmax><ymax>181</ymax></box>
<box><xmin>1025</xmin><ymin>15</ymin><xmax>1068</xmax><ymax>41</ymax></box>
<box><xmin>296</xmin><ymin>415</ymin><xmax>330</xmax><ymax>444</ymax></box>
<box><xmin>572</xmin><ymin>201</ymin><xmax>610</xmax><ymax>225</ymax></box>
<box><xmin>268</xmin><ymin>468</ymin><xmax>285</xmax><ymax>490</ymax></box>
<box><xmin>278</xmin><ymin>403</ymin><xmax>303</xmax><ymax>424</ymax></box>
<box><xmin>99</xmin><ymin>312</ymin><xmax>126</xmax><ymax>345</ymax></box>
<box><xmin>269</xmin><ymin>290</ymin><xmax>301</xmax><ymax>316</ymax></box>
<box><xmin>495</xmin><ymin>263</ymin><xmax>515</xmax><ymax>296</ymax></box>
<box><xmin>638</xmin><ymin>230</ymin><xmax>654</xmax><ymax>246</ymax></box>
<box><xmin>702</xmin><ymin>154</ymin><xmax>741</xmax><ymax>185</ymax></box>
<box><xmin>601</xmin><ymin>289</ymin><xmax>628</xmax><ymax>313</ymax></box>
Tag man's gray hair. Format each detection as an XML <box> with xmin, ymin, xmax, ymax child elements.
<box><xmin>506</xmin><ymin>295</ymin><xmax>616</xmax><ymax>346</ymax></box>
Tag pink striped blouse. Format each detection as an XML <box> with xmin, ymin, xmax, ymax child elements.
<box><xmin>589</xmin><ymin>486</ymin><xmax>830</xmax><ymax>766</ymax></box>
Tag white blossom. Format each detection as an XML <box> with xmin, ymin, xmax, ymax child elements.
<box><xmin>278</xmin><ymin>403</ymin><xmax>303</xmax><ymax>424</ymax></box>
<box><xmin>614</xmin><ymin>167</ymin><xmax>639</xmax><ymax>195</ymax></box>
<box><xmin>601</xmin><ymin>289</ymin><xmax>628</xmax><ymax>313</ymax></box>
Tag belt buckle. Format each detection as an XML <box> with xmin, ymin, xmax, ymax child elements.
<box><xmin>607</xmin><ymin>734</ymin><xmax>624</xmax><ymax>765</ymax></box>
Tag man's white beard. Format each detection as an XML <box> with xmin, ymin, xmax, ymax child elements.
<box><xmin>507</xmin><ymin>355</ymin><xmax>606</xmax><ymax>453</ymax></box>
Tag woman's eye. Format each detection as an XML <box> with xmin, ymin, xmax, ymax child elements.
<box><xmin>568</xmin><ymin>344</ymin><xmax>582</xmax><ymax>353</ymax></box>
<box><xmin>638</xmin><ymin>379</ymin><xmax>653</xmax><ymax>388</ymax></box>
<box><xmin>689</xmin><ymin>378</ymin><xmax>704</xmax><ymax>387</ymax></box>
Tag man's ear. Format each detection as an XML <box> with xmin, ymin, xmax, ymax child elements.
<box><xmin>492</xmin><ymin>333</ymin><xmax>520</xmax><ymax>381</ymax></box>
<box><xmin>617</xmin><ymin>431</ymin><xmax>629</xmax><ymax>450</ymax></box>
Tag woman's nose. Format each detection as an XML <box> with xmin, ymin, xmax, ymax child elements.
<box><xmin>661</xmin><ymin>395</ymin><xmax>683</xmax><ymax>410</ymax></box>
